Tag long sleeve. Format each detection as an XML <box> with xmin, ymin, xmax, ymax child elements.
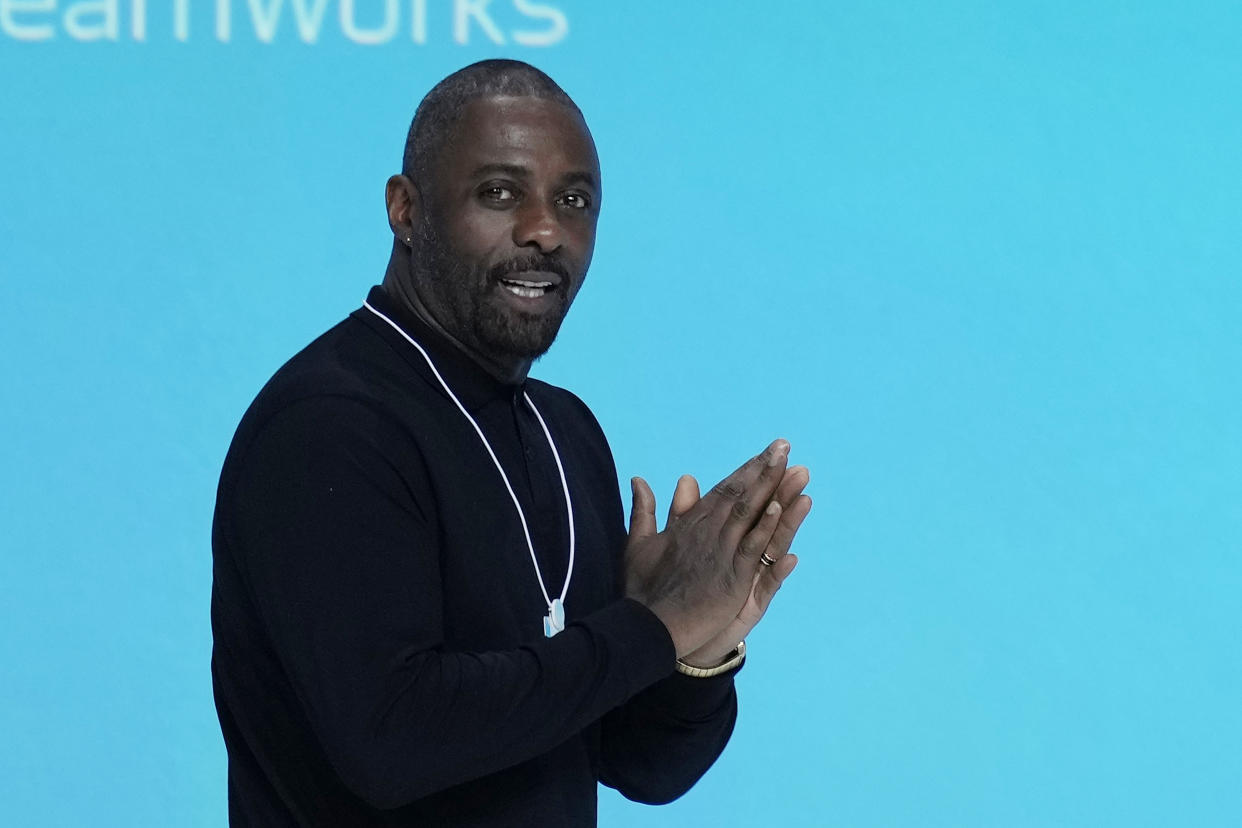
<box><xmin>599</xmin><ymin>660</ymin><xmax>740</xmax><ymax>804</ymax></box>
<box><xmin>218</xmin><ymin>395</ymin><xmax>676</xmax><ymax>810</ymax></box>
<box><xmin>554</xmin><ymin>389</ymin><xmax>741</xmax><ymax>805</ymax></box>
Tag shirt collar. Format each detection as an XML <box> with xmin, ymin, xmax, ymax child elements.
<box><xmin>355</xmin><ymin>284</ymin><xmax>524</xmax><ymax>411</ymax></box>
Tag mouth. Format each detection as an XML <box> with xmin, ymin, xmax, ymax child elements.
<box><xmin>497</xmin><ymin>271</ymin><xmax>561</xmax><ymax>301</ymax></box>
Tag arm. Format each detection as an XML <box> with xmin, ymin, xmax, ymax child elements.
<box><xmin>598</xmin><ymin>466</ymin><xmax>812</xmax><ymax>803</ymax></box>
<box><xmin>222</xmin><ymin>396</ymin><xmax>677</xmax><ymax>809</ymax></box>
<box><xmin>599</xmin><ymin>664</ymin><xmax>740</xmax><ymax>804</ymax></box>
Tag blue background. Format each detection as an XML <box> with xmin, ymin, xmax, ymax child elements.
<box><xmin>2</xmin><ymin>1</ymin><xmax>1239</xmax><ymax>825</ymax></box>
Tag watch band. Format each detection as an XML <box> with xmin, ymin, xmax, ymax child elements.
<box><xmin>674</xmin><ymin>640</ymin><xmax>746</xmax><ymax>678</ymax></box>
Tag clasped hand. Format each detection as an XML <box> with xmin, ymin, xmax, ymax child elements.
<box><xmin>624</xmin><ymin>440</ymin><xmax>813</xmax><ymax>664</ymax></box>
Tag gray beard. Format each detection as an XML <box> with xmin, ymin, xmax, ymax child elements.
<box><xmin>412</xmin><ymin>220</ymin><xmax>571</xmax><ymax>361</ymax></box>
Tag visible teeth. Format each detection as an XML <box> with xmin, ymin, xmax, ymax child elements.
<box><xmin>502</xmin><ymin>278</ymin><xmax>553</xmax><ymax>288</ymax></box>
<box><xmin>504</xmin><ymin>285</ymin><xmax>545</xmax><ymax>298</ymax></box>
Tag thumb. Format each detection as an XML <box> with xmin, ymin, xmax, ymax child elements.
<box><xmin>667</xmin><ymin>474</ymin><xmax>701</xmax><ymax>523</ymax></box>
<box><xmin>628</xmin><ymin>476</ymin><xmax>658</xmax><ymax>538</ymax></box>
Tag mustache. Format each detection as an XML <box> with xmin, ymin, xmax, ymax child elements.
<box><xmin>489</xmin><ymin>254</ymin><xmax>569</xmax><ymax>282</ymax></box>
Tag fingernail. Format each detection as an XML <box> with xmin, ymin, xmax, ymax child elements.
<box><xmin>766</xmin><ymin>501</ymin><xmax>781</xmax><ymax>516</ymax></box>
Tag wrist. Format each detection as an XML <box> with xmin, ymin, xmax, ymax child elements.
<box><xmin>675</xmin><ymin>640</ymin><xmax>746</xmax><ymax>678</ymax></box>
<box><xmin>680</xmin><ymin>636</ymin><xmax>741</xmax><ymax>668</ymax></box>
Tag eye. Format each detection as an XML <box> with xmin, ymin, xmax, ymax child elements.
<box><xmin>557</xmin><ymin>192</ymin><xmax>590</xmax><ymax>210</ymax></box>
<box><xmin>479</xmin><ymin>184</ymin><xmax>517</xmax><ymax>203</ymax></box>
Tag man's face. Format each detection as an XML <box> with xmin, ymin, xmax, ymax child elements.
<box><xmin>410</xmin><ymin>95</ymin><xmax>601</xmax><ymax>365</ymax></box>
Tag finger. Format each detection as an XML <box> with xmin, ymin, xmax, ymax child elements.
<box><xmin>667</xmin><ymin>474</ymin><xmax>701</xmax><ymax>523</ymax></box>
<box><xmin>775</xmin><ymin>465</ymin><xmax>810</xmax><ymax>509</ymax></box>
<box><xmin>745</xmin><ymin>494</ymin><xmax>811</xmax><ymax>615</ymax></box>
<box><xmin>628</xmin><ymin>476</ymin><xmax>658</xmax><ymax>539</ymax></box>
<box><xmin>715</xmin><ymin>439</ymin><xmax>790</xmax><ymax>554</ymax></box>
<box><xmin>752</xmin><ymin>552</ymin><xmax>798</xmax><ymax>616</ymax></box>
<box><xmin>681</xmin><ymin>440</ymin><xmax>785</xmax><ymax>525</ymax></box>
<box><xmin>766</xmin><ymin>493</ymin><xmax>812</xmax><ymax>558</ymax></box>
<box><xmin>733</xmin><ymin>551</ymin><xmax>798</xmax><ymax>630</ymax></box>
<box><xmin>738</xmin><ymin>499</ymin><xmax>783</xmax><ymax>565</ymax></box>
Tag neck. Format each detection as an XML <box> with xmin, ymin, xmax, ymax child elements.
<box><xmin>382</xmin><ymin>247</ymin><xmax>533</xmax><ymax>385</ymax></box>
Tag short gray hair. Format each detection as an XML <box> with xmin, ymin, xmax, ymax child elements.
<box><xmin>402</xmin><ymin>59</ymin><xmax>581</xmax><ymax>191</ymax></box>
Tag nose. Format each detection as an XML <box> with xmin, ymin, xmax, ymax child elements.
<box><xmin>511</xmin><ymin>199</ymin><xmax>565</xmax><ymax>253</ymax></box>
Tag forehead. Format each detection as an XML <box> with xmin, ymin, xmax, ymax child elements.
<box><xmin>437</xmin><ymin>95</ymin><xmax>600</xmax><ymax>185</ymax></box>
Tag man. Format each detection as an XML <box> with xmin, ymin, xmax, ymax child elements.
<box><xmin>212</xmin><ymin>59</ymin><xmax>812</xmax><ymax>826</ymax></box>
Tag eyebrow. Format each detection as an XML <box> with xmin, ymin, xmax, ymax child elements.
<box><xmin>560</xmin><ymin>170</ymin><xmax>598</xmax><ymax>190</ymax></box>
<box><xmin>470</xmin><ymin>162</ymin><xmax>528</xmax><ymax>180</ymax></box>
<box><xmin>470</xmin><ymin>163</ymin><xmax>598</xmax><ymax>190</ymax></box>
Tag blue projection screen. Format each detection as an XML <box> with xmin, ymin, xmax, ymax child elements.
<box><xmin>2</xmin><ymin>1</ymin><xmax>1240</xmax><ymax>825</ymax></box>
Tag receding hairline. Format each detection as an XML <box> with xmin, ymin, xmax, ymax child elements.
<box><xmin>401</xmin><ymin>60</ymin><xmax>586</xmax><ymax>186</ymax></box>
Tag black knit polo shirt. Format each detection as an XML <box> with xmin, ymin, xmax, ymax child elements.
<box><xmin>211</xmin><ymin>286</ymin><xmax>738</xmax><ymax>826</ymax></box>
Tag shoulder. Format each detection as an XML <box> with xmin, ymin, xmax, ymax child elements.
<box><xmin>252</xmin><ymin>317</ymin><xmax>407</xmax><ymax>415</ymax></box>
<box><xmin>220</xmin><ymin>316</ymin><xmax>435</xmax><ymax>486</ymax></box>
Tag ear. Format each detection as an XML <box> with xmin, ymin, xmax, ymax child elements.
<box><xmin>385</xmin><ymin>174</ymin><xmax>423</xmax><ymax>246</ymax></box>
